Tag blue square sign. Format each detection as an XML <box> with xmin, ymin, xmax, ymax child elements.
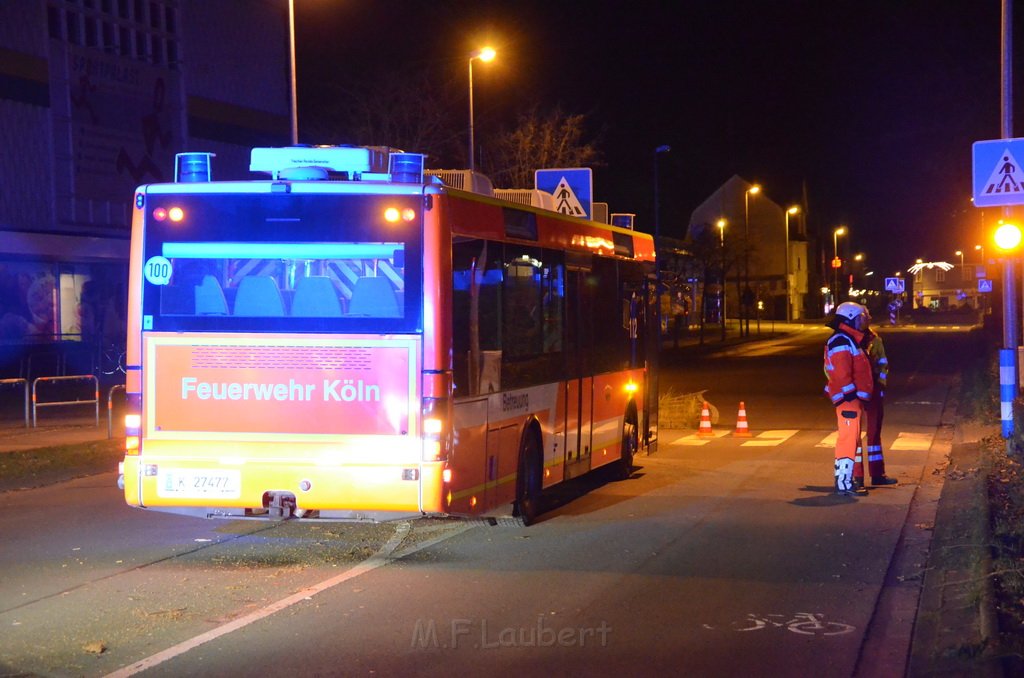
<box><xmin>535</xmin><ymin>168</ymin><xmax>593</xmax><ymax>219</ymax></box>
<box><xmin>973</xmin><ymin>138</ymin><xmax>1024</xmax><ymax>207</ymax></box>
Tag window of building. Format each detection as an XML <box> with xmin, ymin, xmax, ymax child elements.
<box><xmin>49</xmin><ymin>0</ymin><xmax>179</xmax><ymax>70</ymax></box>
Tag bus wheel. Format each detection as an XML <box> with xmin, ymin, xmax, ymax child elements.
<box><xmin>613</xmin><ymin>414</ymin><xmax>639</xmax><ymax>480</ymax></box>
<box><xmin>515</xmin><ymin>433</ymin><xmax>544</xmax><ymax>526</ymax></box>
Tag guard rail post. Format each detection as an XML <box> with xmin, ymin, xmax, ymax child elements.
<box><xmin>0</xmin><ymin>378</ymin><xmax>29</xmax><ymax>428</ymax></box>
<box><xmin>107</xmin><ymin>384</ymin><xmax>126</xmax><ymax>438</ymax></box>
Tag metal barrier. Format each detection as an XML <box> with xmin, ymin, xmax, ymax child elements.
<box><xmin>32</xmin><ymin>375</ymin><xmax>99</xmax><ymax>428</ymax></box>
<box><xmin>107</xmin><ymin>384</ymin><xmax>126</xmax><ymax>438</ymax></box>
<box><xmin>0</xmin><ymin>378</ymin><xmax>29</xmax><ymax>428</ymax></box>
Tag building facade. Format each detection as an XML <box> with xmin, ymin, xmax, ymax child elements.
<box><xmin>0</xmin><ymin>0</ymin><xmax>289</xmax><ymax>378</ymax></box>
<box><xmin>688</xmin><ymin>175</ymin><xmax>810</xmax><ymax>321</ymax></box>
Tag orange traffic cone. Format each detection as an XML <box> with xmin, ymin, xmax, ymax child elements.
<box><xmin>734</xmin><ymin>401</ymin><xmax>751</xmax><ymax>437</ymax></box>
<box><xmin>697</xmin><ymin>401</ymin><xmax>715</xmax><ymax>437</ymax></box>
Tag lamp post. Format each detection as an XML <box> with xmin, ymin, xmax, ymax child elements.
<box><xmin>832</xmin><ymin>226</ymin><xmax>846</xmax><ymax>309</ymax></box>
<box><xmin>784</xmin><ymin>205</ymin><xmax>799</xmax><ymax>323</ymax></box>
<box><xmin>976</xmin><ymin>244</ymin><xmax>985</xmax><ymax>264</ymax></box>
<box><xmin>717</xmin><ymin>218</ymin><xmax>727</xmax><ymax>340</ymax></box>
<box><xmin>287</xmin><ymin>0</ymin><xmax>298</xmax><ymax>144</ymax></box>
<box><xmin>467</xmin><ymin>46</ymin><xmax>496</xmax><ymax>172</ymax></box>
<box><xmin>653</xmin><ymin>145</ymin><xmax>671</xmax><ymax>242</ymax></box>
<box><xmin>653</xmin><ymin>145</ymin><xmax>670</xmax><ymax>341</ymax></box>
<box><xmin>743</xmin><ymin>184</ymin><xmax>760</xmax><ymax>336</ymax></box>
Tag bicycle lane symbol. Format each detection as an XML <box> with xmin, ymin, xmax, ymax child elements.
<box><xmin>702</xmin><ymin>612</ymin><xmax>855</xmax><ymax>637</ymax></box>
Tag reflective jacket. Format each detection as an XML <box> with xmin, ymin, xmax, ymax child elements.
<box><xmin>823</xmin><ymin>323</ymin><xmax>874</xmax><ymax>406</ymax></box>
<box><xmin>864</xmin><ymin>329</ymin><xmax>888</xmax><ymax>390</ymax></box>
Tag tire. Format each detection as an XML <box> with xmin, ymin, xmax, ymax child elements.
<box><xmin>514</xmin><ymin>431</ymin><xmax>544</xmax><ymax>526</ymax></box>
<box><xmin>612</xmin><ymin>412</ymin><xmax>639</xmax><ymax>481</ymax></box>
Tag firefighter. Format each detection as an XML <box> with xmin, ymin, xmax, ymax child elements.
<box><xmin>824</xmin><ymin>302</ymin><xmax>873</xmax><ymax>496</ymax></box>
<box><xmin>855</xmin><ymin>308</ymin><xmax>898</xmax><ymax>487</ymax></box>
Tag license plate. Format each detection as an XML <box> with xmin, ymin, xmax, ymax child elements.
<box><xmin>157</xmin><ymin>469</ymin><xmax>241</xmax><ymax>499</ymax></box>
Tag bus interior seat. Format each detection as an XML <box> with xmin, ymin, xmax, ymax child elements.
<box><xmin>291</xmin><ymin>276</ymin><xmax>343</xmax><ymax>317</ymax></box>
<box><xmin>233</xmin><ymin>276</ymin><xmax>285</xmax><ymax>316</ymax></box>
<box><xmin>194</xmin><ymin>275</ymin><xmax>228</xmax><ymax>315</ymax></box>
<box><xmin>348</xmin><ymin>276</ymin><xmax>400</xmax><ymax>317</ymax></box>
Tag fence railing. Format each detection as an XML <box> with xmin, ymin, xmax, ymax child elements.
<box><xmin>32</xmin><ymin>375</ymin><xmax>99</xmax><ymax>428</ymax></box>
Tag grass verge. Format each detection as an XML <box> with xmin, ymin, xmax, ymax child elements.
<box><xmin>962</xmin><ymin>325</ymin><xmax>1024</xmax><ymax>671</ymax></box>
<box><xmin>988</xmin><ymin>437</ymin><xmax>1024</xmax><ymax>673</ymax></box>
<box><xmin>0</xmin><ymin>438</ymin><xmax>123</xmax><ymax>492</ymax></box>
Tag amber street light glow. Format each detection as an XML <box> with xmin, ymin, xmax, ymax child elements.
<box><xmin>995</xmin><ymin>223</ymin><xmax>1022</xmax><ymax>251</ymax></box>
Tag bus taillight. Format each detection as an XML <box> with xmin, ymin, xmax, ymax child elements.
<box><xmin>124</xmin><ymin>412</ymin><xmax>141</xmax><ymax>456</ymax></box>
<box><xmin>421</xmin><ymin>397</ymin><xmax>450</xmax><ymax>461</ymax></box>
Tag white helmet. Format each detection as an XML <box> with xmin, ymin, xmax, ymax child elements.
<box><xmin>835</xmin><ymin>301</ymin><xmax>866</xmax><ymax>323</ymax></box>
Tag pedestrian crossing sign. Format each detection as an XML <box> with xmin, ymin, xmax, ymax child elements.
<box><xmin>884</xmin><ymin>277</ymin><xmax>905</xmax><ymax>293</ymax></box>
<box><xmin>535</xmin><ymin>168</ymin><xmax>593</xmax><ymax>219</ymax></box>
<box><xmin>979</xmin><ymin>278</ymin><xmax>993</xmax><ymax>293</ymax></box>
<box><xmin>973</xmin><ymin>138</ymin><xmax>1024</xmax><ymax>206</ymax></box>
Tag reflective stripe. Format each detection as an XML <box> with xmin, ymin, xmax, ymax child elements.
<box><xmin>857</xmin><ymin>391</ymin><xmax>871</xmax><ymax>400</ymax></box>
<box><xmin>868</xmin><ymin>453</ymin><xmax>884</xmax><ymax>462</ymax></box>
<box><xmin>841</xmin><ymin>383</ymin><xmax>855</xmax><ymax>393</ymax></box>
<box><xmin>867</xmin><ymin>445</ymin><xmax>882</xmax><ymax>453</ymax></box>
<box><xmin>877</xmin><ymin>357</ymin><xmax>888</xmax><ymax>365</ymax></box>
<box><xmin>827</xmin><ymin>344</ymin><xmax>857</xmax><ymax>358</ymax></box>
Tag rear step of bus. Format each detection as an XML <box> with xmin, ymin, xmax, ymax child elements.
<box><xmin>263</xmin><ymin>491</ymin><xmax>297</xmax><ymax>520</ymax></box>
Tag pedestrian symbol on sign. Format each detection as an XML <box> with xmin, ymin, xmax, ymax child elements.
<box><xmin>983</xmin><ymin>149</ymin><xmax>1024</xmax><ymax>196</ymax></box>
<box><xmin>552</xmin><ymin>177</ymin><xmax>587</xmax><ymax>217</ymax></box>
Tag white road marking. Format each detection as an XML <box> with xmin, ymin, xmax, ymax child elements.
<box><xmin>669</xmin><ymin>431</ymin><xmax>730</xmax><ymax>445</ymax></box>
<box><xmin>816</xmin><ymin>432</ymin><xmax>838</xmax><ymax>448</ymax></box>
<box><xmin>890</xmin><ymin>432</ymin><xmax>934</xmax><ymax>450</ymax></box>
<box><xmin>741</xmin><ymin>430</ymin><xmax>799</xmax><ymax>446</ymax></box>
<box><xmin>103</xmin><ymin>521</ymin><xmax>473</xmax><ymax>677</ymax></box>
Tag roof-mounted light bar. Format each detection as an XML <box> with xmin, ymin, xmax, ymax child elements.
<box><xmin>250</xmin><ymin>146</ymin><xmax>391</xmax><ymax>180</ymax></box>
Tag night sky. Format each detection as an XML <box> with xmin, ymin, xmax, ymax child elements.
<box><xmin>294</xmin><ymin>1</ymin><xmax>1014</xmax><ymax>277</ymax></box>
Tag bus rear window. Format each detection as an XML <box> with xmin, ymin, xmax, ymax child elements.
<box><xmin>154</xmin><ymin>242</ymin><xmax>406</xmax><ymax>320</ymax></box>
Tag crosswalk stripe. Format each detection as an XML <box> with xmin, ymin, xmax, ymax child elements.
<box><xmin>669</xmin><ymin>431</ymin><xmax>730</xmax><ymax>445</ymax></box>
<box><xmin>741</xmin><ymin>429</ymin><xmax>799</xmax><ymax>446</ymax></box>
<box><xmin>890</xmin><ymin>432</ymin><xmax>934</xmax><ymax>450</ymax></box>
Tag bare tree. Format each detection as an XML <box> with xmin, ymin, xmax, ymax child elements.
<box><xmin>485</xmin><ymin>106</ymin><xmax>604</xmax><ymax>188</ymax></box>
<box><xmin>302</xmin><ymin>66</ymin><xmax>465</xmax><ymax>167</ymax></box>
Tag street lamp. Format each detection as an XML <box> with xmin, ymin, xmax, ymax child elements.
<box><xmin>832</xmin><ymin>226</ymin><xmax>846</xmax><ymax>308</ymax></box>
<box><xmin>287</xmin><ymin>0</ymin><xmax>298</xmax><ymax>144</ymax></box>
<box><xmin>784</xmin><ymin>205</ymin><xmax>799</xmax><ymax>323</ymax></box>
<box><xmin>717</xmin><ymin>218</ymin><xmax>727</xmax><ymax>339</ymax></box>
<box><xmin>467</xmin><ymin>46</ymin><xmax>496</xmax><ymax>172</ymax></box>
<box><xmin>975</xmin><ymin>244</ymin><xmax>985</xmax><ymax>264</ymax></box>
<box><xmin>653</xmin><ymin>145</ymin><xmax>671</xmax><ymax>242</ymax></box>
<box><xmin>743</xmin><ymin>184</ymin><xmax>761</xmax><ymax>336</ymax></box>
